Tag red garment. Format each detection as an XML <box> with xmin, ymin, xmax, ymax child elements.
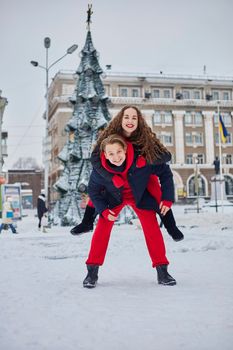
<box><xmin>112</xmin><ymin>175</ymin><xmax>125</xmax><ymax>188</ymax></box>
<box><xmin>86</xmin><ymin>197</ymin><xmax>169</xmax><ymax>268</ymax></box>
<box><xmin>87</xmin><ymin>199</ymin><xmax>94</xmax><ymax>208</ymax></box>
<box><xmin>86</xmin><ymin>143</ymin><xmax>169</xmax><ymax>268</ymax></box>
<box><xmin>147</xmin><ymin>174</ymin><xmax>172</xmax><ymax>208</ymax></box>
<box><xmin>147</xmin><ymin>175</ymin><xmax>162</xmax><ymax>204</ymax></box>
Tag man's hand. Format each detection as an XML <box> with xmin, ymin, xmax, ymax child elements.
<box><xmin>102</xmin><ymin>209</ymin><xmax>117</xmax><ymax>221</ymax></box>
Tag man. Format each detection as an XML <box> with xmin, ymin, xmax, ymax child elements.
<box><xmin>37</xmin><ymin>194</ymin><xmax>48</xmax><ymax>233</ymax></box>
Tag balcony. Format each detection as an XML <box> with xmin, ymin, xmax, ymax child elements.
<box><xmin>109</xmin><ymin>97</ymin><xmax>233</xmax><ymax>108</ymax></box>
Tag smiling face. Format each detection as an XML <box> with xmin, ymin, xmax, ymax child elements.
<box><xmin>121</xmin><ymin>107</ymin><xmax>138</xmax><ymax>137</ymax></box>
<box><xmin>104</xmin><ymin>142</ymin><xmax>126</xmax><ymax>166</ymax></box>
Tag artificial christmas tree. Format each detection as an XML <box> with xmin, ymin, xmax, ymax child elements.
<box><xmin>52</xmin><ymin>11</ymin><xmax>111</xmax><ymax>226</ymax></box>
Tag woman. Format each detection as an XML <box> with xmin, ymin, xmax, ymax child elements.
<box><xmin>71</xmin><ymin>106</ymin><xmax>184</xmax><ymax>242</ymax></box>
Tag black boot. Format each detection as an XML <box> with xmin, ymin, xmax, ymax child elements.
<box><xmin>156</xmin><ymin>265</ymin><xmax>176</xmax><ymax>286</ymax></box>
<box><xmin>160</xmin><ymin>209</ymin><xmax>184</xmax><ymax>242</ymax></box>
<box><xmin>83</xmin><ymin>265</ymin><xmax>99</xmax><ymax>288</ymax></box>
<box><xmin>70</xmin><ymin>205</ymin><xmax>96</xmax><ymax>235</ymax></box>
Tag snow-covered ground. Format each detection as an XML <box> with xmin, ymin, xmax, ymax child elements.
<box><xmin>0</xmin><ymin>205</ymin><xmax>233</xmax><ymax>350</ymax></box>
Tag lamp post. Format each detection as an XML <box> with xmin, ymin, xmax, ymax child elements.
<box><xmin>30</xmin><ymin>39</ymin><xmax>78</xmax><ymax>202</ymax></box>
<box><xmin>194</xmin><ymin>156</ymin><xmax>200</xmax><ymax>213</ymax></box>
<box><xmin>0</xmin><ymin>90</ymin><xmax>8</xmax><ymax>174</ymax></box>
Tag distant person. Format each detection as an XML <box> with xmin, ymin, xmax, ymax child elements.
<box><xmin>213</xmin><ymin>156</ymin><xmax>220</xmax><ymax>175</ymax></box>
<box><xmin>0</xmin><ymin>199</ymin><xmax>17</xmax><ymax>234</ymax></box>
<box><xmin>37</xmin><ymin>194</ymin><xmax>48</xmax><ymax>233</ymax></box>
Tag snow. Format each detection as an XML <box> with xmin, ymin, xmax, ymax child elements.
<box><xmin>0</xmin><ymin>205</ymin><xmax>233</xmax><ymax>350</ymax></box>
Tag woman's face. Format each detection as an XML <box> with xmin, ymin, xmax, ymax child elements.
<box><xmin>104</xmin><ymin>143</ymin><xmax>126</xmax><ymax>166</ymax></box>
<box><xmin>121</xmin><ymin>107</ymin><xmax>138</xmax><ymax>137</ymax></box>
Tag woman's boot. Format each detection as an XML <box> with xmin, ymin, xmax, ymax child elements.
<box><xmin>160</xmin><ymin>209</ymin><xmax>184</xmax><ymax>242</ymax></box>
<box><xmin>156</xmin><ymin>265</ymin><xmax>176</xmax><ymax>286</ymax></box>
<box><xmin>83</xmin><ymin>265</ymin><xmax>99</xmax><ymax>288</ymax></box>
<box><xmin>70</xmin><ymin>205</ymin><xmax>96</xmax><ymax>235</ymax></box>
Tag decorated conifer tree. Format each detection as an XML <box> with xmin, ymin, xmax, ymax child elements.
<box><xmin>52</xmin><ymin>6</ymin><xmax>111</xmax><ymax>225</ymax></box>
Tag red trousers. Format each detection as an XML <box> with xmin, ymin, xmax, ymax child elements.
<box><xmin>86</xmin><ymin>198</ymin><xmax>169</xmax><ymax>268</ymax></box>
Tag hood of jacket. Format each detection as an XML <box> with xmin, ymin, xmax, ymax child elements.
<box><xmin>100</xmin><ymin>141</ymin><xmax>134</xmax><ymax>176</ymax></box>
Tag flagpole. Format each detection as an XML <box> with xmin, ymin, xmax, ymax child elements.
<box><xmin>217</xmin><ymin>101</ymin><xmax>224</xmax><ymax>213</ymax></box>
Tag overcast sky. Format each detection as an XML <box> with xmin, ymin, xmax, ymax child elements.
<box><xmin>1</xmin><ymin>0</ymin><xmax>233</xmax><ymax>169</ymax></box>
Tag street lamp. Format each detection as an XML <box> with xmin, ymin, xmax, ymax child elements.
<box><xmin>0</xmin><ymin>90</ymin><xmax>8</xmax><ymax>174</ymax></box>
<box><xmin>194</xmin><ymin>156</ymin><xmax>200</xmax><ymax>213</ymax></box>
<box><xmin>30</xmin><ymin>38</ymin><xmax>78</xmax><ymax>202</ymax></box>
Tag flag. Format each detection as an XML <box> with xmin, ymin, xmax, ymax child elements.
<box><xmin>219</xmin><ymin>115</ymin><xmax>229</xmax><ymax>143</ymax></box>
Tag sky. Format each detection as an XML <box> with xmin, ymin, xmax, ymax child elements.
<box><xmin>1</xmin><ymin>0</ymin><xmax>233</xmax><ymax>169</ymax></box>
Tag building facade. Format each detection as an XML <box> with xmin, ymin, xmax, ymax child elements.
<box><xmin>46</xmin><ymin>70</ymin><xmax>233</xmax><ymax>202</ymax></box>
<box><xmin>8</xmin><ymin>169</ymin><xmax>44</xmax><ymax>208</ymax></box>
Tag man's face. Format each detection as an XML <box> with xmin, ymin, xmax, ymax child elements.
<box><xmin>104</xmin><ymin>143</ymin><xmax>126</xmax><ymax>166</ymax></box>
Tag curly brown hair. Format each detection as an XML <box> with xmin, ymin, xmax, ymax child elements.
<box><xmin>96</xmin><ymin>105</ymin><xmax>169</xmax><ymax>163</ymax></box>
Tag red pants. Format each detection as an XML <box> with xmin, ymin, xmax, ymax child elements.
<box><xmin>86</xmin><ymin>198</ymin><xmax>169</xmax><ymax>268</ymax></box>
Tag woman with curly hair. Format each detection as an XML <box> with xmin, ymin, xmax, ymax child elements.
<box><xmin>71</xmin><ymin>106</ymin><xmax>184</xmax><ymax>242</ymax></box>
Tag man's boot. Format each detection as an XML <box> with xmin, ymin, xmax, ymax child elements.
<box><xmin>160</xmin><ymin>209</ymin><xmax>184</xmax><ymax>242</ymax></box>
<box><xmin>70</xmin><ymin>205</ymin><xmax>96</xmax><ymax>235</ymax></box>
<box><xmin>83</xmin><ymin>265</ymin><xmax>99</xmax><ymax>288</ymax></box>
<box><xmin>156</xmin><ymin>265</ymin><xmax>176</xmax><ymax>286</ymax></box>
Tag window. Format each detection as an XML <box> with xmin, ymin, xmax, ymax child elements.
<box><xmin>194</xmin><ymin>91</ymin><xmax>201</xmax><ymax>99</ymax></box>
<box><xmin>225</xmin><ymin>154</ymin><xmax>232</xmax><ymax>164</ymax></box>
<box><xmin>120</xmin><ymin>88</ymin><xmax>128</xmax><ymax>97</ymax></box>
<box><xmin>185</xmin><ymin>112</ymin><xmax>202</xmax><ymax>125</ymax></box>
<box><xmin>163</xmin><ymin>90</ymin><xmax>171</xmax><ymax>98</ymax></box>
<box><xmin>213</xmin><ymin>113</ymin><xmax>219</xmax><ymax>125</ymax></box>
<box><xmin>188</xmin><ymin>176</ymin><xmax>206</xmax><ymax>196</ymax></box>
<box><xmin>197</xmin><ymin>154</ymin><xmax>204</xmax><ymax>164</ymax></box>
<box><xmin>153</xmin><ymin>111</ymin><xmax>172</xmax><ymax>125</ymax></box>
<box><xmin>185</xmin><ymin>113</ymin><xmax>192</xmax><ymax>125</ymax></box>
<box><xmin>160</xmin><ymin>132</ymin><xmax>173</xmax><ymax>145</ymax></box>
<box><xmin>164</xmin><ymin>133</ymin><xmax>173</xmax><ymax>145</ymax></box>
<box><xmin>194</xmin><ymin>133</ymin><xmax>203</xmax><ymax>145</ymax></box>
<box><xmin>152</xmin><ymin>89</ymin><xmax>160</xmax><ymax>98</ymax></box>
<box><xmin>215</xmin><ymin>132</ymin><xmax>232</xmax><ymax>145</ymax></box>
<box><xmin>132</xmin><ymin>88</ymin><xmax>139</xmax><ymax>97</ymax></box>
<box><xmin>164</xmin><ymin>112</ymin><xmax>172</xmax><ymax>125</ymax></box>
<box><xmin>224</xmin><ymin>175</ymin><xmax>233</xmax><ymax>195</ymax></box>
<box><xmin>223</xmin><ymin>92</ymin><xmax>229</xmax><ymax>100</ymax></box>
<box><xmin>223</xmin><ymin>113</ymin><xmax>232</xmax><ymax>126</ymax></box>
<box><xmin>214</xmin><ymin>113</ymin><xmax>232</xmax><ymax>126</ymax></box>
<box><xmin>186</xmin><ymin>132</ymin><xmax>203</xmax><ymax>145</ymax></box>
<box><xmin>212</xmin><ymin>91</ymin><xmax>219</xmax><ymax>100</ymax></box>
<box><xmin>185</xmin><ymin>133</ymin><xmax>193</xmax><ymax>145</ymax></box>
<box><xmin>182</xmin><ymin>90</ymin><xmax>190</xmax><ymax>99</ymax></box>
<box><xmin>153</xmin><ymin>112</ymin><xmax>161</xmax><ymax>124</ymax></box>
<box><xmin>226</xmin><ymin>133</ymin><xmax>232</xmax><ymax>144</ymax></box>
<box><xmin>62</xmin><ymin>84</ymin><xmax>75</xmax><ymax>95</ymax></box>
<box><xmin>186</xmin><ymin>154</ymin><xmax>193</xmax><ymax>164</ymax></box>
<box><xmin>194</xmin><ymin>112</ymin><xmax>203</xmax><ymax>126</ymax></box>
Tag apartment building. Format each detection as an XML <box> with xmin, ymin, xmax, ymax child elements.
<box><xmin>46</xmin><ymin>70</ymin><xmax>233</xmax><ymax>201</ymax></box>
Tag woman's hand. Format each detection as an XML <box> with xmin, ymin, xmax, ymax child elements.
<box><xmin>159</xmin><ymin>201</ymin><xmax>172</xmax><ymax>216</ymax></box>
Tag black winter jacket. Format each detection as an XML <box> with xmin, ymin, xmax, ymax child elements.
<box><xmin>37</xmin><ymin>195</ymin><xmax>48</xmax><ymax>219</ymax></box>
<box><xmin>88</xmin><ymin>143</ymin><xmax>174</xmax><ymax>215</ymax></box>
<box><xmin>90</xmin><ymin>144</ymin><xmax>171</xmax><ymax>184</ymax></box>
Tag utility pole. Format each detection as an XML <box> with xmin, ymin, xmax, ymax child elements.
<box><xmin>31</xmin><ymin>40</ymin><xmax>78</xmax><ymax>202</ymax></box>
<box><xmin>0</xmin><ymin>90</ymin><xmax>8</xmax><ymax>174</ymax></box>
